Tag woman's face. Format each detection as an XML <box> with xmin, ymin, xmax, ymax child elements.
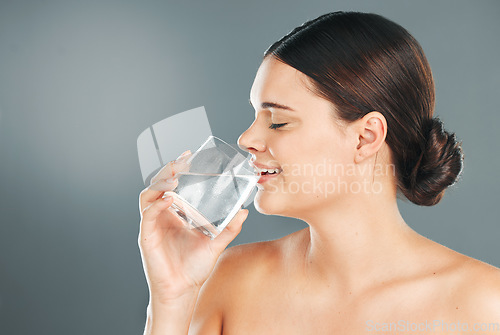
<box><xmin>238</xmin><ymin>57</ymin><xmax>360</xmax><ymax>219</ymax></box>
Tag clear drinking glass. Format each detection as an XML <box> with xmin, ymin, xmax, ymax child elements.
<box><xmin>163</xmin><ymin>136</ymin><xmax>260</xmax><ymax>239</ymax></box>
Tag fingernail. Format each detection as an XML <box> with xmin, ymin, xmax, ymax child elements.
<box><xmin>176</xmin><ymin>150</ymin><xmax>191</xmax><ymax>159</ymax></box>
<box><xmin>175</xmin><ymin>151</ymin><xmax>191</xmax><ymax>164</ymax></box>
<box><xmin>176</xmin><ymin>156</ymin><xmax>189</xmax><ymax>164</ymax></box>
<box><xmin>163</xmin><ymin>195</ymin><xmax>172</xmax><ymax>201</ymax></box>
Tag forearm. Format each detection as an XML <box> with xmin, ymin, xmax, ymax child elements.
<box><xmin>143</xmin><ymin>288</ymin><xmax>201</xmax><ymax>335</ymax></box>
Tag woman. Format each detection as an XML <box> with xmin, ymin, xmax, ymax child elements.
<box><xmin>139</xmin><ymin>11</ymin><xmax>500</xmax><ymax>334</ymax></box>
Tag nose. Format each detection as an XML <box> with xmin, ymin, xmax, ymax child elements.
<box><xmin>237</xmin><ymin>122</ymin><xmax>266</xmax><ymax>153</ymax></box>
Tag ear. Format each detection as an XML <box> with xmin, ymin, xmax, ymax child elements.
<box><xmin>353</xmin><ymin>111</ymin><xmax>387</xmax><ymax>164</ymax></box>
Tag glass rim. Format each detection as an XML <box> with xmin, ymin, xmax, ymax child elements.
<box><xmin>192</xmin><ymin>135</ymin><xmax>258</xmax><ymax>176</ymax></box>
<box><xmin>197</xmin><ymin>135</ymin><xmax>247</xmax><ymax>158</ymax></box>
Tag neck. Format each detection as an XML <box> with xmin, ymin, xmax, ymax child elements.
<box><xmin>298</xmin><ymin>191</ymin><xmax>423</xmax><ymax>296</ymax></box>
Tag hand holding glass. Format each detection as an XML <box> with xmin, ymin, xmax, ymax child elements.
<box><xmin>153</xmin><ymin>136</ymin><xmax>259</xmax><ymax>239</ymax></box>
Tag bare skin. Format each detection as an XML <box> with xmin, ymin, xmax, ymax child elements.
<box><xmin>139</xmin><ymin>56</ymin><xmax>500</xmax><ymax>335</ymax></box>
<box><xmin>188</xmin><ymin>57</ymin><xmax>500</xmax><ymax>334</ymax></box>
<box><xmin>190</xmin><ymin>229</ymin><xmax>500</xmax><ymax>334</ymax></box>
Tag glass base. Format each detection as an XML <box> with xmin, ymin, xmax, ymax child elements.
<box><xmin>164</xmin><ymin>192</ymin><xmax>221</xmax><ymax>239</ymax></box>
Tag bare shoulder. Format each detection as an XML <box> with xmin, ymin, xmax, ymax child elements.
<box><xmin>451</xmin><ymin>254</ymin><xmax>500</xmax><ymax>319</ymax></box>
<box><xmin>189</xmin><ymin>234</ymin><xmax>296</xmax><ymax>334</ymax></box>
<box><xmin>215</xmin><ymin>227</ymin><xmax>307</xmax><ymax>280</ymax></box>
<box><xmin>193</xmin><ymin>227</ymin><xmax>307</xmax><ymax>308</ymax></box>
<box><xmin>214</xmin><ymin>239</ymin><xmax>280</xmax><ymax>280</ymax></box>
<box><xmin>202</xmin><ymin>227</ymin><xmax>309</xmax><ymax>303</ymax></box>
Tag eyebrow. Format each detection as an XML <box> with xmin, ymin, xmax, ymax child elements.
<box><xmin>249</xmin><ymin>99</ymin><xmax>295</xmax><ymax>112</ymax></box>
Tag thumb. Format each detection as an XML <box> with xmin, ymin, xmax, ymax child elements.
<box><xmin>210</xmin><ymin>209</ymin><xmax>248</xmax><ymax>254</ymax></box>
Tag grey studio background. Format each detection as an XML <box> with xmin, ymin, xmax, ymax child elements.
<box><xmin>0</xmin><ymin>0</ymin><xmax>499</xmax><ymax>334</ymax></box>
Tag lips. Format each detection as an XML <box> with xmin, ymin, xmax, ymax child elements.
<box><xmin>251</xmin><ymin>161</ymin><xmax>282</xmax><ymax>183</ymax></box>
<box><xmin>258</xmin><ymin>172</ymin><xmax>281</xmax><ymax>184</ymax></box>
<box><xmin>251</xmin><ymin>161</ymin><xmax>281</xmax><ymax>173</ymax></box>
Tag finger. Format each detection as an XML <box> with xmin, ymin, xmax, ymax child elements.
<box><xmin>139</xmin><ymin>196</ymin><xmax>174</xmax><ymax>241</ymax></box>
<box><xmin>139</xmin><ymin>151</ymin><xmax>192</xmax><ymax>211</ymax></box>
<box><xmin>147</xmin><ymin>178</ymin><xmax>178</xmax><ymax>192</ymax></box>
<box><xmin>210</xmin><ymin>209</ymin><xmax>248</xmax><ymax>253</ymax></box>
<box><xmin>150</xmin><ymin>150</ymin><xmax>192</xmax><ymax>185</ymax></box>
<box><xmin>139</xmin><ymin>161</ymin><xmax>176</xmax><ymax>211</ymax></box>
<box><xmin>150</xmin><ymin>161</ymin><xmax>175</xmax><ymax>186</ymax></box>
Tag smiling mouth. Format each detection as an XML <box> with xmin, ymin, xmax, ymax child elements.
<box><xmin>259</xmin><ymin>167</ymin><xmax>282</xmax><ymax>176</ymax></box>
<box><xmin>256</xmin><ymin>168</ymin><xmax>283</xmax><ymax>184</ymax></box>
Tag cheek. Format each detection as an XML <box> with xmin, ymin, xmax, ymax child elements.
<box><xmin>283</xmin><ymin>133</ymin><xmax>348</xmax><ymax>178</ymax></box>
<box><xmin>280</xmin><ymin>135</ymin><xmax>354</xmax><ymax>199</ymax></box>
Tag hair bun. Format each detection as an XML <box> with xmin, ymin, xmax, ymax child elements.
<box><xmin>404</xmin><ymin>117</ymin><xmax>464</xmax><ymax>206</ymax></box>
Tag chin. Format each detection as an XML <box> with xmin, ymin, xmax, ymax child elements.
<box><xmin>252</xmin><ymin>191</ymin><xmax>270</xmax><ymax>214</ymax></box>
<box><xmin>252</xmin><ymin>189</ymin><xmax>280</xmax><ymax>215</ymax></box>
<box><xmin>252</xmin><ymin>188</ymin><xmax>297</xmax><ymax>217</ymax></box>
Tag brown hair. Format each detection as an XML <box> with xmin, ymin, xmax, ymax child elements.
<box><xmin>263</xmin><ymin>11</ymin><xmax>464</xmax><ymax>206</ymax></box>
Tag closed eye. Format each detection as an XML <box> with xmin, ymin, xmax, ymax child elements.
<box><xmin>269</xmin><ymin>123</ymin><xmax>287</xmax><ymax>130</ymax></box>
